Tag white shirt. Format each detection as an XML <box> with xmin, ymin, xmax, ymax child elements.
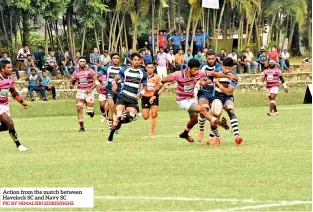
<box><xmin>166</xmin><ymin>53</ymin><xmax>175</xmax><ymax>63</ymax></box>
<box><xmin>17</xmin><ymin>48</ymin><xmax>30</xmax><ymax>59</ymax></box>
<box><xmin>100</xmin><ymin>55</ymin><xmax>111</xmax><ymax>65</ymax></box>
<box><xmin>280</xmin><ymin>52</ymin><xmax>290</xmax><ymax>60</ymax></box>
<box><xmin>246</xmin><ymin>51</ymin><xmax>254</xmax><ymax>61</ymax></box>
<box><xmin>228</xmin><ymin>53</ymin><xmax>237</xmax><ymax>62</ymax></box>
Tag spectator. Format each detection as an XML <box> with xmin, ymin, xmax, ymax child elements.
<box><xmin>188</xmin><ymin>29</ymin><xmax>193</xmax><ymax>49</ymax></box>
<box><xmin>40</xmin><ymin>70</ymin><xmax>56</xmax><ymax>100</ymax></box>
<box><xmin>237</xmin><ymin>51</ymin><xmax>249</xmax><ymax>73</ymax></box>
<box><xmin>184</xmin><ymin>49</ymin><xmax>193</xmax><ymax>64</ymax></box>
<box><xmin>143</xmin><ymin>49</ymin><xmax>153</xmax><ymax>67</ymax></box>
<box><xmin>169</xmin><ymin>30</ymin><xmax>181</xmax><ymax>54</ymax></box>
<box><xmin>200</xmin><ymin>27</ymin><xmax>212</xmax><ymax>48</ymax></box>
<box><xmin>100</xmin><ymin>49</ymin><xmax>110</xmax><ymax>68</ymax></box>
<box><xmin>228</xmin><ymin>50</ymin><xmax>238</xmax><ymax>64</ymax></box>
<box><xmin>256</xmin><ymin>51</ymin><xmax>268</xmax><ymax>71</ymax></box>
<box><xmin>257</xmin><ymin>47</ymin><xmax>266</xmax><ymax>58</ymax></box>
<box><xmin>280</xmin><ymin>48</ymin><xmax>290</xmax><ymax>72</ymax></box>
<box><xmin>44</xmin><ymin>50</ymin><xmax>59</xmax><ymax>80</ymax></box>
<box><xmin>175</xmin><ymin>49</ymin><xmax>187</xmax><ymax>70</ymax></box>
<box><xmin>26</xmin><ymin>68</ymin><xmax>46</xmax><ymax>101</ymax></box>
<box><xmin>147</xmin><ymin>29</ymin><xmax>157</xmax><ymax>56</ymax></box>
<box><xmin>72</xmin><ymin>51</ymin><xmax>80</xmax><ymax>71</ymax></box>
<box><xmin>0</xmin><ymin>53</ymin><xmax>20</xmax><ymax>79</ymax></box>
<box><xmin>180</xmin><ymin>29</ymin><xmax>187</xmax><ymax>51</ymax></box>
<box><xmin>267</xmin><ymin>47</ymin><xmax>279</xmax><ymax>63</ymax></box>
<box><xmin>194</xmin><ymin>29</ymin><xmax>204</xmax><ymax>54</ymax></box>
<box><xmin>23</xmin><ymin>54</ymin><xmax>37</xmax><ymax>75</ymax></box>
<box><xmin>89</xmin><ymin>47</ymin><xmax>101</xmax><ymax>72</ymax></box>
<box><xmin>245</xmin><ymin>47</ymin><xmax>258</xmax><ymax>73</ymax></box>
<box><xmin>166</xmin><ymin>49</ymin><xmax>176</xmax><ymax>73</ymax></box>
<box><xmin>124</xmin><ymin>49</ymin><xmax>133</xmax><ymax>66</ymax></box>
<box><xmin>158</xmin><ymin>31</ymin><xmax>167</xmax><ymax>50</ymax></box>
<box><xmin>194</xmin><ymin>51</ymin><xmax>206</xmax><ymax>64</ymax></box>
<box><xmin>60</xmin><ymin>51</ymin><xmax>73</xmax><ymax>79</ymax></box>
<box><xmin>16</xmin><ymin>45</ymin><xmax>30</xmax><ymax>71</ymax></box>
<box><xmin>217</xmin><ymin>49</ymin><xmax>227</xmax><ymax>64</ymax></box>
<box><xmin>156</xmin><ymin>47</ymin><xmax>167</xmax><ymax>80</ymax></box>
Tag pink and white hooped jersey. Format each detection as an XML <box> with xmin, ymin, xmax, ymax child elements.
<box><xmin>0</xmin><ymin>74</ymin><xmax>15</xmax><ymax>105</ymax></box>
<box><xmin>98</xmin><ymin>74</ymin><xmax>107</xmax><ymax>95</ymax></box>
<box><xmin>170</xmin><ymin>70</ymin><xmax>206</xmax><ymax>101</ymax></box>
<box><xmin>262</xmin><ymin>68</ymin><xmax>281</xmax><ymax>89</ymax></box>
<box><xmin>72</xmin><ymin>68</ymin><xmax>96</xmax><ymax>90</ymax></box>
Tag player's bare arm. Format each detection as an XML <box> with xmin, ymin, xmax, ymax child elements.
<box><xmin>10</xmin><ymin>87</ymin><xmax>28</xmax><ymax>109</ymax></box>
<box><xmin>279</xmin><ymin>75</ymin><xmax>288</xmax><ymax>93</ymax></box>
<box><xmin>199</xmin><ymin>78</ymin><xmax>212</xmax><ymax>86</ymax></box>
<box><xmin>69</xmin><ymin>78</ymin><xmax>76</xmax><ymax>89</ymax></box>
<box><xmin>207</xmin><ymin>71</ymin><xmax>238</xmax><ymax>82</ymax></box>
<box><xmin>111</xmin><ymin>75</ymin><xmax>121</xmax><ymax>91</ymax></box>
<box><xmin>214</xmin><ymin>78</ymin><xmax>235</xmax><ymax>96</ymax></box>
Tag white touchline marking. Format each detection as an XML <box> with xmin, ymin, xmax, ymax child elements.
<box><xmin>93</xmin><ymin>196</ymin><xmax>311</xmax><ymax>204</ymax></box>
<box><xmin>279</xmin><ymin>107</ymin><xmax>312</xmax><ymax>110</ymax></box>
<box><xmin>210</xmin><ymin>201</ymin><xmax>312</xmax><ymax>211</ymax></box>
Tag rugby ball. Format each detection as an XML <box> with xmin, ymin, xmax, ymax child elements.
<box><xmin>211</xmin><ymin>99</ymin><xmax>223</xmax><ymax>117</ymax></box>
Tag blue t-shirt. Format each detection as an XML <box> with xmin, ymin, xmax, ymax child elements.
<box><xmin>200</xmin><ymin>62</ymin><xmax>222</xmax><ymax>96</ymax></box>
<box><xmin>143</xmin><ymin>55</ymin><xmax>152</xmax><ymax>65</ymax></box>
<box><xmin>195</xmin><ymin>34</ymin><xmax>204</xmax><ymax>46</ymax></box>
<box><xmin>170</xmin><ymin>35</ymin><xmax>181</xmax><ymax>46</ymax></box>
<box><xmin>41</xmin><ymin>76</ymin><xmax>51</xmax><ymax>85</ymax></box>
<box><xmin>148</xmin><ymin>34</ymin><xmax>157</xmax><ymax>45</ymax></box>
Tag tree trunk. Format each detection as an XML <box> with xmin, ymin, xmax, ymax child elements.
<box><xmin>247</xmin><ymin>12</ymin><xmax>256</xmax><ymax>45</ymax></box>
<box><xmin>44</xmin><ymin>21</ymin><xmax>49</xmax><ymax>54</ymax></box>
<box><xmin>167</xmin><ymin>7</ymin><xmax>171</xmax><ymax>30</ymax></box>
<box><xmin>81</xmin><ymin>26</ymin><xmax>86</xmax><ymax>55</ymax></box>
<box><xmin>213</xmin><ymin>9</ymin><xmax>217</xmax><ymax>50</ymax></box>
<box><xmin>70</xmin><ymin>10</ymin><xmax>76</xmax><ymax>55</ymax></box>
<box><xmin>108</xmin><ymin>12</ymin><xmax>117</xmax><ymax>52</ymax></box>
<box><xmin>112</xmin><ymin>12</ymin><xmax>120</xmax><ymax>51</ymax></box>
<box><xmin>185</xmin><ymin>5</ymin><xmax>194</xmax><ymax>52</ymax></box>
<box><xmin>124</xmin><ymin>19</ymin><xmax>128</xmax><ymax>51</ymax></box>
<box><xmin>215</xmin><ymin>2</ymin><xmax>226</xmax><ymax>52</ymax></box>
<box><xmin>0</xmin><ymin>8</ymin><xmax>9</xmax><ymax>46</ymax></box>
<box><xmin>101</xmin><ymin>28</ymin><xmax>104</xmax><ymax>52</ymax></box>
<box><xmin>190</xmin><ymin>20</ymin><xmax>198</xmax><ymax>54</ymax></box>
<box><xmin>114</xmin><ymin>12</ymin><xmax>126</xmax><ymax>50</ymax></box>
<box><xmin>288</xmin><ymin>18</ymin><xmax>296</xmax><ymax>50</ymax></box>
<box><xmin>55</xmin><ymin>21</ymin><xmax>64</xmax><ymax>54</ymax></box>
<box><xmin>290</xmin><ymin>23</ymin><xmax>301</xmax><ymax>56</ymax></box>
<box><xmin>66</xmin><ymin>8</ymin><xmax>73</xmax><ymax>56</ymax></box>
<box><xmin>238</xmin><ymin>15</ymin><xmax>244</xmax><ymax>51</ymax></box>
<box><xmin>152</xmin><ymin>0</ymin><xmax>155</xmax><ymax>56</ymax></box>
<box><xmin>178</xmin><ymin>3</ymin><xmax>181</xmax><ymax>31</ymax></box>
<box><xmin>22</xmin><ymin>10</ymin><xmax>30</xmax><ymax>45</ymax></box>
<box><xmin>132</xmin><ymin>12</ymin><xmax>139</xmax><ymax>51</ymax></box>
<box><xmin>267</xmin><ymin>14</ymin><xmax>276</xmax><ymax>45</ymax></box>
<box><xmin>94</xmin><ymin>27</ymin><xmax>99</xmax><ymax>51</ymax></box>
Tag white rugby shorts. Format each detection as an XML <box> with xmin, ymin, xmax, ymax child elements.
<box><xmin>76</xmin><ymin>89</ymin><xmax>95</xmax><ymax>103</ymax></box>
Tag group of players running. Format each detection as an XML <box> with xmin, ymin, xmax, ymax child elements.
<box><xmin>0</xmin><ymin>49</ymin><xmax>288</xmax><ymax>151</ymax></box>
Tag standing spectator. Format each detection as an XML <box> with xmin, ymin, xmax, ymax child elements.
<box><xmin>184</xmin><ymin>49</ymin><xmax>193</xmax><ymax>64</ymax></box>
<box><xmin>166</xmin><ymin>49</ymin><xmax>176</xmax><ymax>73</ymax></box>
<box><xmin>228</xmin><ymin>50</ymin><xmax>238</xmax><ymax>63</ymax></box>
<box><xmin>180</xmin><ymin>29</ymin><xmax>187</xmax><ymax>51</ymax></box>
<box><xmin>40</xmin><ymin>70</ymin><xmax>56</xmax><ymax>100</ymax></box>
<box><xmin>89</xmin><ymin>48</ymin><xmax>101</xmax><ymax>72</ymax></box>
<box><xmin>217</xmin><ymin>49</ymin><xmax>227</xmax><ymax>64</ymax></box>
<box><xmin>100</xmin><ymin>49</ymin><xmax>110</xmax><ymax>68</ymax></box>
<box><xmin>143</xmin><ymin>49</ymin><xmax>153</xmax><ymax>67</ymax></box>
<box><xmin>60</xmin><ymin>51</ymin><xmax>73</xmax><ymax>79</ymax></box>
<box><xmin>16</xmin><ymin>45</ymin><xmax>30</xmax><ymax>70</ymax></box>
<box><xmin>267</xmin><ymin>47</ymin><xmax>279</xmax><ymax>63</ymax></box>
<box><xmin>23</xmin><ymin>54</ymin><xmax>37</xmax><ymax>75</ymax></box>
<box><xmin>200</xmin><ymin>27</ymin><xmax>212</xmax><ymax>48</ymax></box>
<box><xmin>156</xmin><ymin>47</ymin><xmax>167</xmax><ymax>80</ymax></box>
<box><xmin>44</xmin><ymin>50</ymin><xmax>59</xmax><ymax>80</ymax></box>
<box><xmin>147</xmin><ymin>29</ymin><xmax>157</xmax><ymax>56</ymax></box>
<box><xmin>26</xmin><ymin>68</ymin><xmax>46</xmax><ymax>101</ymax></box>
<box><xmin>256</xmin><ymin>51</ymin><xmax>268</xmax><ymax>71</ymax></box>
<box><xmin>280</xmin><ymin>48</ymin><xmax>290</xmax><ymax>72</ymax></box>
<box><xmin>158</xmin><ymin>31</ymin><xmax>167</xmax><ymax>50</ymax></box>
<box><xmin>194</xmin><ymin>29</ymin><xmax>204</xmax><ymax>54</ymax></box>
<box><xmin>0</xmin><ymin>53</ymin><xmax>20</xmax><ymax>79</ymax></box>
<box><xmin>245</xmin><ymin>47</ymin><xmax>258</xmax><ymax>73</ymax></box>
<box><xmin>194</xmin><ymin>51</ymin><xmax>206</xmax><ymax>64</ymax></box>
<box><xmin>169</xmin><ymin>30</ymin><xmax>181</xmax><ymax>54</ymax></box>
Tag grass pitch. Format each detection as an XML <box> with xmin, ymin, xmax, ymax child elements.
<box><xmin>0</xmin><ymin>91</ymin><xmax>312</xmax><ymax>211</ymax></box>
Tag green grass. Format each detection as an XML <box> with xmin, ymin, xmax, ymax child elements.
<box><xmin>0</xmin><ymin>96</ymin><xmax>311</xmax><ymax>211</ymax></box>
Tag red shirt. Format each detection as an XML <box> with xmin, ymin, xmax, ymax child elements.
<box><xmin>158</xmin><ymin>35</ymin><xmax>167</xmax><ymax>49</ymax></box>
<box><xmin>267</xmin><ymin>51</ymin><xmax>279</xmax><ymax>62</ymax></box>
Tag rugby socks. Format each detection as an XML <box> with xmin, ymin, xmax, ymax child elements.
<box><xmin>9</xmin><ymin>129</ymin><xmax>21</xmax><ymax>148</ymax></box>
<box><xmin>227</xmin><ymin>109</ymin><xmax>239</xmax><ymax>136</ymax></box>
<box><xmin>109</xmin><ymin>119</ymin><xmax>113</xmax><ymax>129</ymax></box>
<box><xmin>0</xmin><ymin>121</ymin><xmax>8</xmax><ymax>132</ymax></box>
<box><xmin>199</xmin><ymin>114</ymin><xmax>206</xmax><ymax>132</ymax></box>
<box><xmin>212</xmin><ymin>127</ymin><xmax>220</xmax><ymax>138</ymax></box>
<box><xmin>108</xmin><ymin>129</ymin><xmax>115</xmax><ymax>141</ymax></box>
<box><xmin>209</xmin><ymin>130</ymin><xmax>215</xmax><ymax>138</ymax></box>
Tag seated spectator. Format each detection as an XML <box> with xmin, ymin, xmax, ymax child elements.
<box><xmin>194</xmin><ymin>51</ymin><xmax>206</xmax><ymax>64</ymax></box>
<box><xmin>60</xmin><ymin>51</ymin><xmax>73</xmax><ymax>79</ymax></box>
<box><xmin>143</xmin><ymin>49</ymin><xmax>153</xmax><ymax>67</ymax></box>
<box><xmin>40</xmin><ymin>70</ymin><xmax>56</xmax><ymax>100</ymax></box>
<box><xmin>100</xmin><ymin>49</ymin><xmax>110</xmax><ymax>69</ymax></box>
<box><xmin>16</xmin><ymin>45</ymin><xmax>30</xmax><ymax>71</ymax></box>
<box><xmin>280</xmin><ymin>48</ymin><xmax>290</xmax><ymax>72</ymax></box>
<box><xmin>23</xmin><ymin>54</ymin><xmax>37</xmax><ymax>75</ymax></box>
<box><xmin>89</xmin><ymin>47</ymin><xmax>101</xmax><ymax>72</ymax></box>
<box><xmin>175</xmin><ymin>49</ymin><xmax>187</xmax><ymax>70</ymax></box>
<box><xmin>72</xmin><ymin>51</ymin><xmax>80</xmax><ymax>72</ymax></box>
<box><xmin>257</xmin><ymin>47</ymin><xmax>266</xmax><ymax>58</ymax></box>
<box><xmin>237</xmin><ymin>51</ymin><xmax>249</xmax><ymax>73</ymax></box>
<box><xmin>166</xmin><ymin>49</ymin><xmax>176</xmax><ymax>73</ymax></box>
<box><xmin>43</xmin><ymin>50</ymin><xmax>59</xmax><ymax>80</ymax></box>
<box><xmin>256</xmin><ymin>51</ymin><xmax>268</xmax><ymax>71</ymax></box>
<box><xmin>245</xmin><ymin>47</ymin><xmax>258</xmax><ymax>73</ymax></box>
<box><xmin>228</xmin><ymin>50</ymin><xmax>238</xmax><ymax>64</ymax></box>
<box><xmin>0</xmin><ymin>53</ymin><xmax>20</xmax><ymax>79</ymax></box>
<box><xmin>26</xmin><ymin>68</ymin><xmax>47</xmax><ymax>101</ymax></box>
<box><xmin>217</xmin><ymin>48</ymin><xmax>227</xmax><ymax>64</ymax></box>
<box><xmin>267</xmin><ymin>47</ymin><xmax>279</xmax><ymax>63</ymax></box>
<box><xmin>184</xmin><ymin>49</ymin><xmax>193</xmax><ymax>64</ymax></box>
